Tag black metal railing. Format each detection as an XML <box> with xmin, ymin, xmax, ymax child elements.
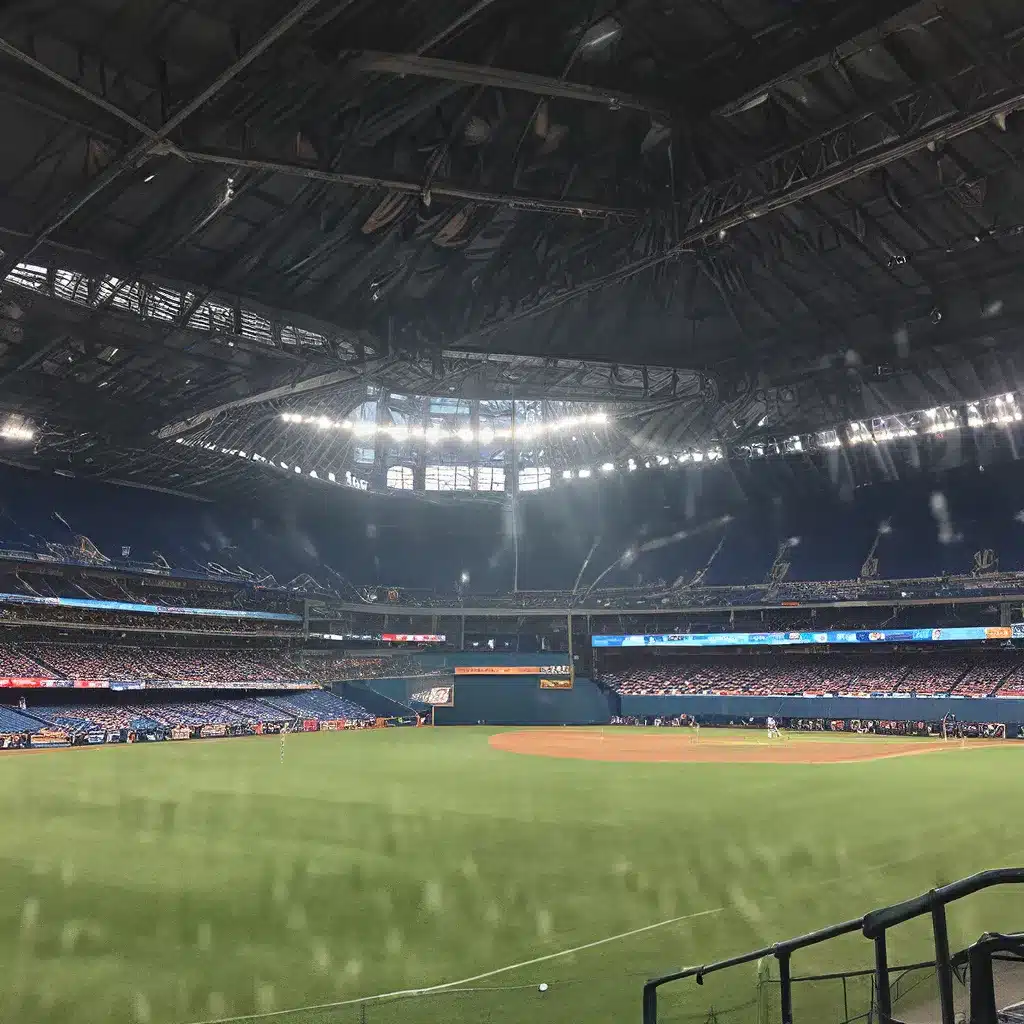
<box><xmin>643</xmin><ymin>868</ymin><xmax>1024</xmax><ymax>1024</ymax></box>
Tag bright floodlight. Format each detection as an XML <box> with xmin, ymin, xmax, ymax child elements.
<box><xmin>460</xmin><ymin>571</ymin><xmax>470</xmax><ymax>584</ymax></box>
<box><xmin>600</xmin><ymin>462</ymin><xmax>614</xmax><ymax>472</ymax></box>
<box><xmin>0</xmin><ymin>418</ymin><xmax>34</xmax><ymax>442</ymax></box>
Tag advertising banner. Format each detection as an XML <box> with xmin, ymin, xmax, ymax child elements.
<box><xmin>85</xmin><ymin>733</ymin><xmax>106</xmax><ymax>745</ymax></box>
<box><xmin>411</xmin><ymin>686</ymin><xmax>455</xmax><ymax>706</ymax></box>
<box><xmin>379</xmin><ymin>633</ymin><xmax>447</xmax><ymax>643</ymax></box>
<box><xmin>593</xmin><ymin>626</ymin><xmax>1015</xmax><ymax>648</ymax></box>
<box><xmin>319</xmin><ymin>720</ymin><xmax>345</xmax><ymax>731</ymax></box>
<box><xmin>539</xmin><ymin>677</ymin><xmax>573</xmax><ymax>690</ymax></box>
<box><xmin>171</xmin><ymin>726</ymin><xmax>191</xmax><ymax>740</ymax></box>
<box><xmin>199</xmin><ymin>723</ymin><xmax>227</xmax><ymax>738</ymax></box>
<box><xmin>73</xmin><ymin>679</ymin><xmax>108</xmax><ymax>689</ymax></box>
<box><xmin>454</xmin><ymin>665</ymin><xmax>572</xmax><ymax>676</ymax></box>
<box><xmin>31</xmin><ymin>728</ymin><xmax>70</xmax><ymax>748</ymax></box>
<box><xmin>142</xmin><ymin>679</ymin><xmax>314</xmax><ymax>690</ymax></box>
<box><xmin>0</xmin><ymin>678</ymin><xmax>63</xmax><ymax>688</ymax></box>
<box><xmin>302</xmin><ymin>719</ymin><xmax>319</xmax><ymax>732</ymax></box>
<box><xmin>317</xmin><ymin>632</ymin><xmax>446</xmax><ymax>643</ymax></box>
<box><xmin>0</xmin><ymin>591</ymin><xmax>301</xmax><ymax>621</ymax></box>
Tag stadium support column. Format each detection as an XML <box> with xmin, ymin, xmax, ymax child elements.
<box><xmin>470</xmin><ymin>400</ymin><xmax>481</xmax><ymax>493</ymax></box>
<box><xmin>302</xmin><ymin>600</ymin><xmax>310</xmax><ymax>639</ymax></box>
<box><xmin>567</xmin><ymin>609</ymin><xmax>574</xmax><ymax>680</ymax></box>
<box><xmin>511</xmin><ymin>395</ymin><xmax>519</xmax><ymax>593</ymax></box>
<box><xmin>1001</xmin><ymin>602</ymin><xmax>1011</xmax><ymax>627</ymax></box>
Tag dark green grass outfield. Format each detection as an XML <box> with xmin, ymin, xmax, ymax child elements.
<box><xmin>0</xmin><ymin>728</ymin><xmax>1022</xmax><ymax>1024</ymax></box>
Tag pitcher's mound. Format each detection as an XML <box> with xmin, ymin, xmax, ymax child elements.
<box><xmin>489</xmin><ymin>730</ymin><xmax>955</xmax><ymax>764</ymax></box>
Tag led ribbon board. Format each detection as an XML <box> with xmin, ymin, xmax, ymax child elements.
<box><xmin>592</xmin><ymin>626</ymin><xmax>1014</xmax><ymax>647</ymax></box>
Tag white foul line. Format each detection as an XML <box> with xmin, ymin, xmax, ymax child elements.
<box><xmin>182</xmin><ymin>905</ymin><xmax>724</xmax><ymax>1024</ymax></box>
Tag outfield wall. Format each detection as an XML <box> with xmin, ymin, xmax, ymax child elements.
<box><xmin>335</xmin><ymin>673</ymin><xmax>611</xmax><ymax>725</ymax></box>
<box><xmin>433</xmin><ymin>675</ymin><xmax>609</xmax><ymax>726</ymax></box>
<box><xmin>619</xmin><ymin>694</ymin><xmax>1024</xmax><ymax>723</ymax></box>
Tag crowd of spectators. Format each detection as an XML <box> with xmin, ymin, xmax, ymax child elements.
<box><xmin>0</xmin><ymin>604</ymin><xmax>301</xmax><ymax>634</ymax></box>
<box><xmin>0</xmin><ymin>569</ymin><xmax>300</xmax><ymax>613</ymax></box>
<box><xmin>0</xmin><ymin>690</ymin><xmax>376</xmax><ymax>736</ymax></box>
<box><xmin>0</xmin><ymin>642</ymin><xmax>308</xmax><ymax>683</ymax></box>
<box><xmin>603</xmin><ymin>654</ymin><xmax>1022</xmax><ymax>697</ymax></box>
<box><xmin>302</xmin><ymin>654</ymin><xmax>447</xmax><ymax>681</ymax></box>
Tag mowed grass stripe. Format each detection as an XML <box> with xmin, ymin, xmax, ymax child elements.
<box><xmin>0</xmin><ymin>728</ymin><xmax>1019</xmax><ymax>1024</ymax></box>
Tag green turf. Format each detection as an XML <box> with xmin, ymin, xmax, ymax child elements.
<box><xmin>0</xmin><ymin>727</ymin><xmax>1021</xmax><ymax>1024</ymax></box>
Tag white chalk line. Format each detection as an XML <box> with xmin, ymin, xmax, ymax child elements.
<box><xmin>181</xmin><ymin>906</ymin><xmax>724</xmax><ymax>1024</ymax></box>
<box><xmin>181</xmin><ymin>848</ymin><xmax>952</xmax><ymax>1024</ymax></box>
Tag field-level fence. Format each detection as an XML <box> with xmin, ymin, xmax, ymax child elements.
<box><xmin>644</xmin><ymin>868</ymin><xmax>1024</xmax><ymax>1024</ymax></box>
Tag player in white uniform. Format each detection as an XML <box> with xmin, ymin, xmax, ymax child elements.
<box><xmin>766</xmin><ymin>716</ymin><xmax>780</xmax><ymax>739</ymax></box>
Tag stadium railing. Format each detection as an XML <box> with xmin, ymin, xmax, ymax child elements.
<box><xmin>643</xmin><ymin>868</ymin><xmax>1024</xmax><ymax>1024</ymax></box>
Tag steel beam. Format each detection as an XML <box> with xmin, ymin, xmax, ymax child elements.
<box><xmin>710</xmin><ymin>0</ymin><xmax>936</xmax><ymax>117</ymax></box>
<box><xmin>462</xmin><ymin>81</ymin><xmax>1024</xmax><ymax>342</ymax></box>
<box><xmin>179</xmin><ymin>147</ymin><xmax>641</xmax><ymax>220</ymax></box>
<box><xmin>0</xmin><ymin>0</ymin><xmax>330</xmax><ymax>278</ymax></box>
<box><xmin>347</xmin><ymin>51</ymin><xmax>667</xmax><ymax>117</ymax></box>
<box><xmin>0</xmin><ymin>36</ymin><xmax>159</xmax><ymax>140</ymax></box>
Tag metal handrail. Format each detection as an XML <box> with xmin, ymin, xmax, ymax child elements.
<box><xmin>643</xmin><ymin>868</ymin><xmax>1024</xmax><ymax>1024</ymax></box>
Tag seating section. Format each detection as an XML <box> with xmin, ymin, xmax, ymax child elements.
<box><xmin>605</xmin><ymin>656</ymin><xmax>1017</xmax><ymax>697</ymax></box>
<box><xmin>309</xmin><ymin>655</ymin><xmax>447</xmax><ymax>681</ymax></box>
<box><xmin>0</xmin><ymin>642</ymin><xmax>48</xmax><ymax>676</ymax></box>
<box><xmin>262</xmin><ymin>690</ymin><xmax>375</xmax><ymax>721</ymax></box>
<box><xmin>0</xmin><ymin>642</ymin><xmax>308</xmax><ymax>684</ymax></box>
<box><xmin>996</xmin><ymin>664</ymin><xmax>1024</xmax><ymax>696</ymax></box>
<box><xmin>0</xmin><ymin>690</ymin><xmax>372</xmax><ymax>735</ymax></box>
<box><xmin>0</xmin><ymin>705</ymin><xmax>44</xmax><ymax>733</ymax></box>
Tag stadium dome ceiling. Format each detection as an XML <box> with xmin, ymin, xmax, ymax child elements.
<box><xmin>2</xmin><ymin>0</ymin><xmax>1024</xmax><ymax>497</ymax></box>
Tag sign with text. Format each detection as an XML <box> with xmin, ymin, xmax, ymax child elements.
<box><xmin>539</xmin><ymin>677</ymin><xmax>573</xmax><ymax>690</ymax></box>
<box><xmin>454</xmin><ymin>665</ymin><xmax>572</xmax><ymax>676</ymax></box>
<box><xmin>593</xmin><ymin>626</ymin><xmax>1014</xmax><ymax>648</ymax></box>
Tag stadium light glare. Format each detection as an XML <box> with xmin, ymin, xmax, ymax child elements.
<box><xmin>282</xmin><ymin>408</ymin><xmax>613</xmax><ymax>443</ymax></box>
<box><xmin>562</xmin><ymin>469</ymin><xmax>573</xmax><ymax>479</ymax></box>
<box><xmin>601</xmin><ymin>462</ymin><xmax>615</xmax><ymax>472</ymax></box>
<box><xmin>0</xmin><ymin>424</ymin><xmax>34</xmax><ymax>442</ymax></box>
<box><xmin>578</xmin><ymin>468</ymin><xmax>592</xmax><ymax>478</ymax></box>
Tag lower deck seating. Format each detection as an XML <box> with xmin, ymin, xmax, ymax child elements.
<box><xmin>2</xmin><ymin>690</ymin><xmax>371</xmax><ymax>734</ymax></box>
<box><xmin>0</xmin><ymin>705</ymin><xmax>44</xmax><ymax>733</ymax></box>
<box><xmin>606</xmin><ymin>655</ymin><xmax>1017</xmax><ymax>698</ymax></box>
<box><xmin>264</xmin><ymin>690</ymin><xmax>375</xmax><ymax>721</ymax></box>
